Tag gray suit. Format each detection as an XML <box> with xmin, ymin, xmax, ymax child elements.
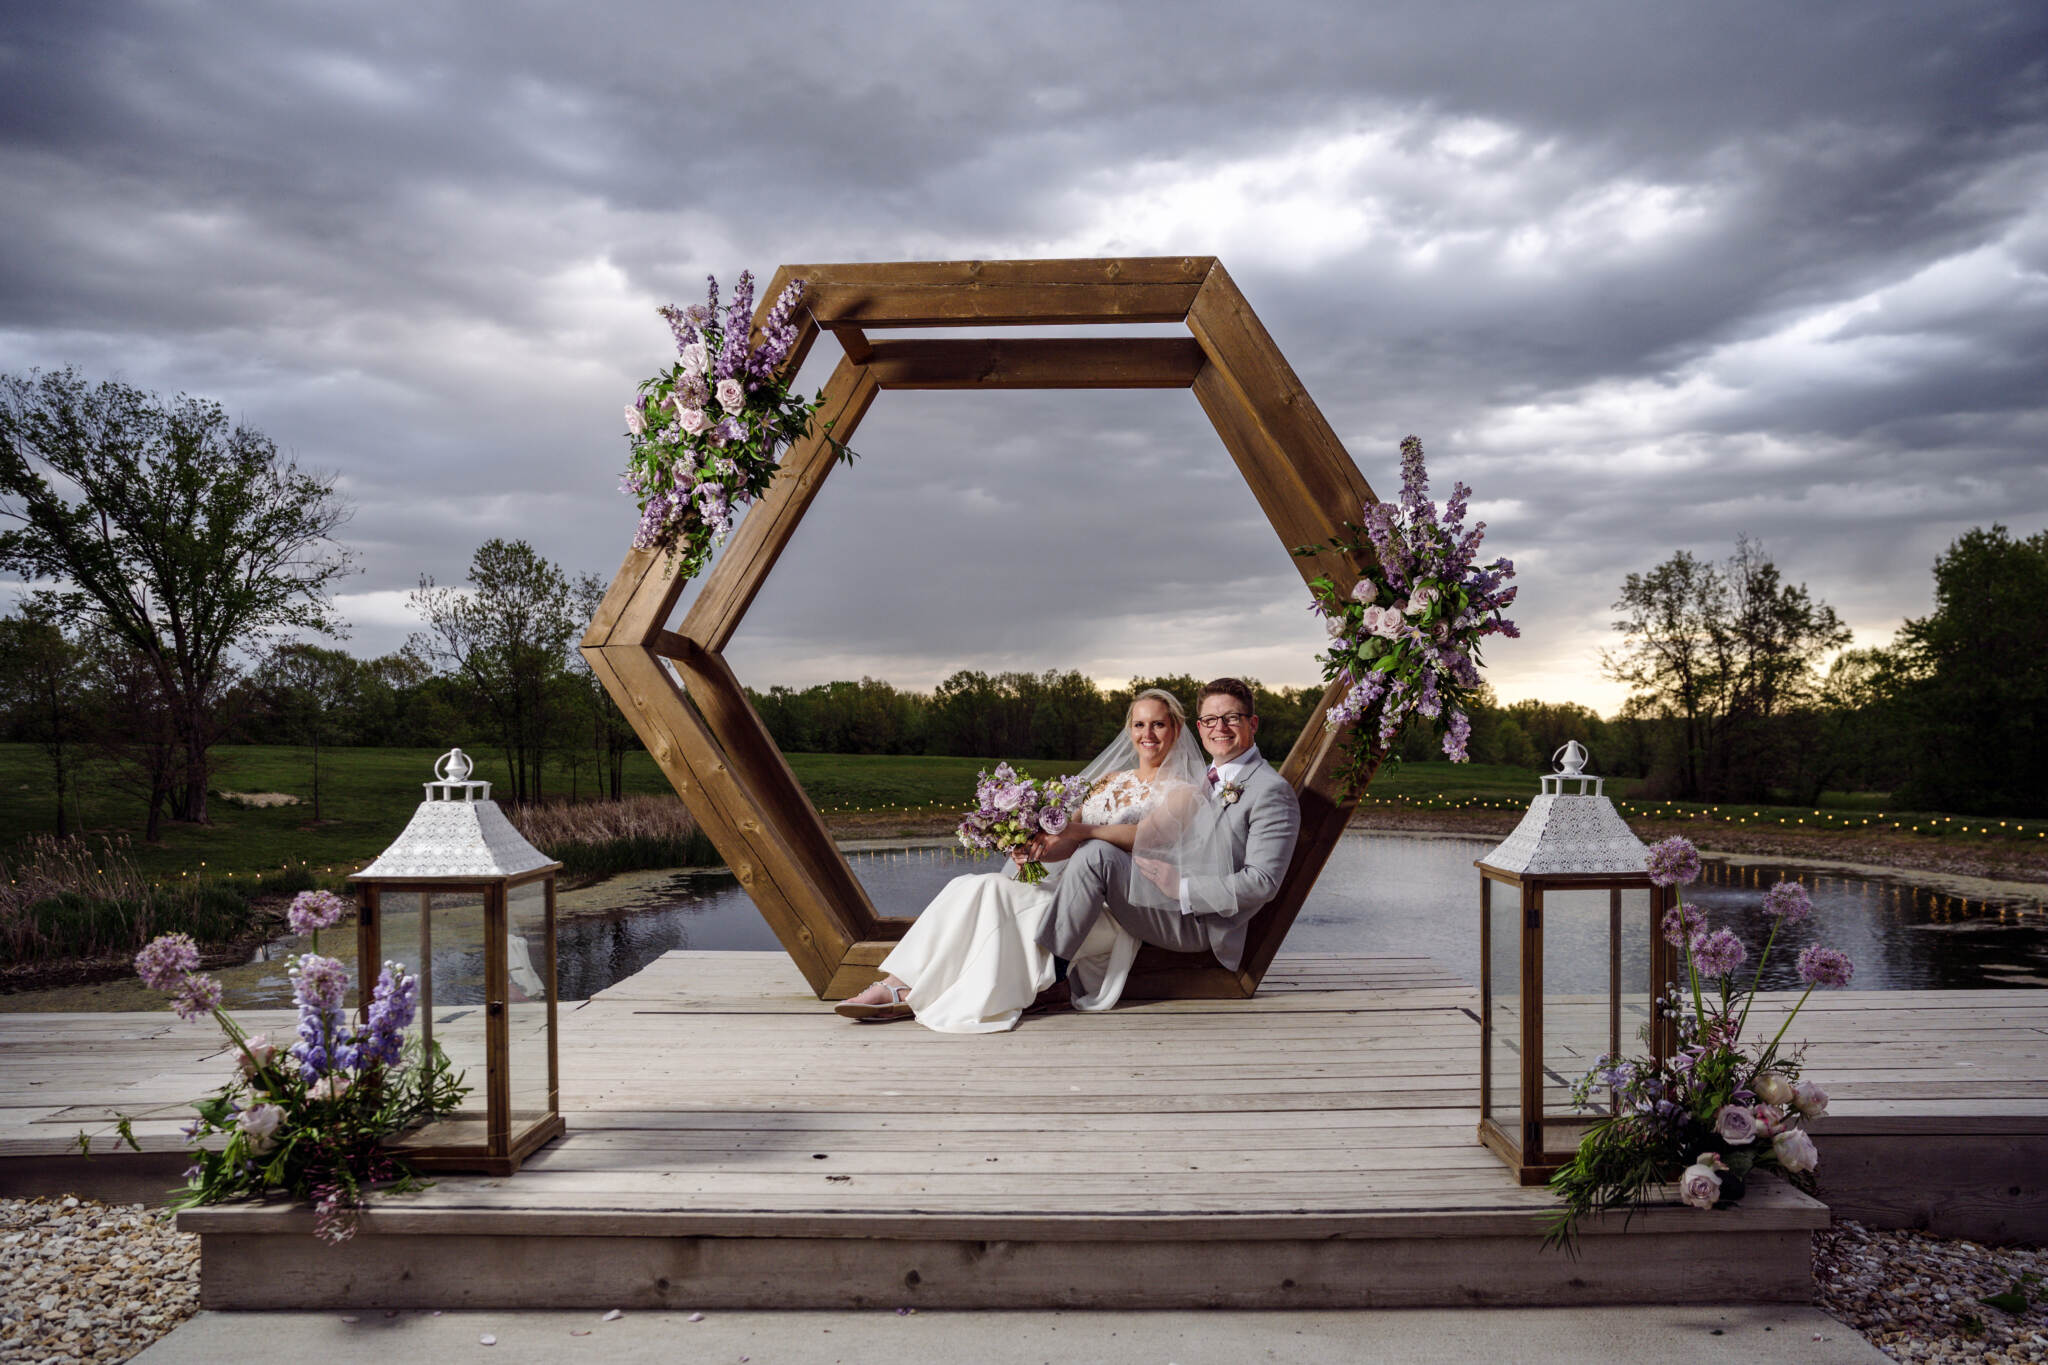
<box><xmin>1035</xmin><ymin>750</ymin><xmax>1302</xmax><ymax>973</ymax></box>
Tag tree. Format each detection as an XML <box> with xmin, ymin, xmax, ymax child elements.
<box><xmin>410</xmin><ymin>539</ymin><xmax>577</xmax><ymax>803</ymax></box>
<box><xmin>1605</xmin><ymin>539</ymin><xmax>1849</xmax><ymax>800</ymax></box>
<box><xmin>0</xmin><ymin>369</ymin><xmax>355</xmax><ymax>824</ymax></box>
<box><xmin>1888</xmin><ymin>525</ymin><xmax>2048</xmax><ymax>815</ymax></box>
<box><xmin>0</xmin><ymin>596</ymin><xmax>92</xmax><ymax>835</ymax></box>
<box><xmin>264</xmin><ymin>643</ymin><xmax>359</xmax><ymax>820</ymax></box>
<box><xmin>569</xmin><ymin>573</ymin><xmax>641</xmax><ymax>797</ymax></box>
<box><xmin>88</xmin><ymin>633</ymin><xmax>186</xmax><ymax>843</ymax></box>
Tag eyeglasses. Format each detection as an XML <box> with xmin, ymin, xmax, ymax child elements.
<box><xmin>1196</xmin><ymin>712</ymin><xmax>1253</xmax><ymax>731</ymax></box>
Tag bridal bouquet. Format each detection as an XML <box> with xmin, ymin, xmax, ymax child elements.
<box><xmin>89</xmin><ymin>892</ymin><xmax>467</xmax><ymax>1244</ymax></box>
<box><xmin>1298</xmin><ymin>436</ymin><xmax>1518</xmax><ymax>795</ymax></box>
<box><xmin>621</xmin><ymin>270</ymin><xmax>851</xmax><ymax>579</ymax></box>
<box><xmin>956</xmin><ymin>764</ymin><xmax>1092</xmax><ymax>885</ymax></box>
<box><xmin>1544</xmin><ymin>837</ymin><xmax>1855</xmax><ymax>1253</ymax></box>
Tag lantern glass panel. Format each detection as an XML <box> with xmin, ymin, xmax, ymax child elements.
<box><xmin>1617</xmin><ymin>886</ymin><xmax>1656</xmax><ymax>1070</ymax></box>
<box><xmin>507</xmin><ymin>879</ymin><xmax>552</xmax><ymax>1131</ymax></box>
<box><xmin>374</xmin><ymin>889</ymin><xmax>491</xmax><ymax>1143</ymax></box>
<box><xmin>1540</xmin><ymin>887</ymin><xmax>1614</xmax><ymax>1131</ymax></box>
<box><xmin>1485</xmin><ymin>884</ymin><xmax>1521</xmax><ymax>1136</ymax></box>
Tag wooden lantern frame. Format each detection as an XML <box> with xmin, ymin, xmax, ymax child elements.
<box><xmin>352</xmin><ymin>867</ymin><xmax>566</xmax><ymax>1176</ymax></box>
<box><xmin>1475</xmin><ymin>865</ymin><xmax>1678</xmax><ymax>1185</ymax></box>
<box><xmin>583</xmin><ymin>257</ymin><xmax>1384</xmax><ymax>1001</ymax></box>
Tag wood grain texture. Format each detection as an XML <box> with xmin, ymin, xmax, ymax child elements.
<box><xmin>863</xmin><ymin>337</ymin><xmax>1205</xmax><ymax>389</ymax></box>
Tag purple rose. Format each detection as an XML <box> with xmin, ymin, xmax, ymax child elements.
<box><xmin>1678</xmin><ymin>1158</ymin><xmax>1724</xmax><ymax>1209</ymax></box>
<box><xmin>1771</xmin><ymin>1127</ymin><xmax>1818</xmax><ymax>1173</ymax></box>
<box><xmin>1713</xmin><ymin>1103</ymin><xmax>1758</xmax><ymax>1146</ymax></box>
<box><xmin>1038</xmin><ymin>806</ymin><xmax>1068</xmax><ymax>836</ymax></box>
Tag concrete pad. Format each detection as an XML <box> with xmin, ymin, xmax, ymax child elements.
<box><xmin>135</xmin><ymin>1304</ymin><xmax>1887</xmax><ymax>1364</ymax></box>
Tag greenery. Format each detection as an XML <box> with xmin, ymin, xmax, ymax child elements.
<box><xmin>0</xmin><ymin>368</ymin><xmax>355</xmax><ymax>832</ymax></box>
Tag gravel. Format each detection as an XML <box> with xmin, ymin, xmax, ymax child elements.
<box><xmin>1817</xmin><ymin>1220</ymin><xmax>2048</xmax><ymax>1363</ymax></box>
<box><xmin>1</xmin><ymin>1197</ymin><xmax>199</xmax><ymax>1364</ymax></box>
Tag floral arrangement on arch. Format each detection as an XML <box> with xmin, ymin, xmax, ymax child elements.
<box><xmin>1299</xmin><ymin>436</ymin><xmax>1518</xmax><ymax>793</ymax></box>
<box><xmin>87</xmin><ymin>889</ymin><xmax>466</xmax><ymax>1243</ymax></box>
<box><xmin>1543</xmin><ymin>837</ymin><xmax>1857</xmax><ymax>1252</ymax></box>
<box><xmin>621</xmin><ymin>270</ymin><xmax>849</xmax><ymax>579</ymax></box>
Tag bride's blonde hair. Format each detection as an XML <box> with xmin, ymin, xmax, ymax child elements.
<box><xmin>1125</xmin><ymin>686</ymin><xmax>1188</xmax><ymax>735</ymax></box>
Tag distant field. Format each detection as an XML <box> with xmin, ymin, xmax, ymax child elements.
<box><xmin>1</xmin><ymin>743</ymin><xmax>2038</xmax><ymax>886</ymax></box>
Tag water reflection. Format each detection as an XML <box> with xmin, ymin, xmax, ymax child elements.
<box><xmin>539</xmin><ymin>834</ymin><xmax>2048</xmax><ymax>999</ymax></box>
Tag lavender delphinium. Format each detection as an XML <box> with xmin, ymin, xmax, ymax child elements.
<box><xmin>1301</xmin><ymin>436</ymin><xmax>1517</xmax><ymax>790</ymax></box>
<box><xmin>623</xmin><ymin>271</ymin><xmax>850</xmax><ymax>579</ymax></box>
<box><xmin>108</xmin><ymin>934</ymin><xmax>465</xmax><ymax>1248</ymax></box>
<box><xmin>1546</xmin><ymin>847</ymin><xmax>1859</xmax><ymax>1253</ymax></box>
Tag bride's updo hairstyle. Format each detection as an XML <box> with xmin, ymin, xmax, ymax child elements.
<box><xmin>1125</xmin><ymin>686</ymin><xmax>1188</xmax><ymax>736</ymax></box>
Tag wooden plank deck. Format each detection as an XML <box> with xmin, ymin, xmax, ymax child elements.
<box><xmin>4</xmin><ymin>952</ymin><xmax>2042</xmax><ymax>1308</ymax></box>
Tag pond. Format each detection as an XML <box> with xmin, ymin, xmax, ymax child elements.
<box><xmin>550</xmin><ymin>831</ymin><xmax>2048</xmax><ymax>999</ymax></box>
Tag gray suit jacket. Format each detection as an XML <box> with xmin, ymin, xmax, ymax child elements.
<box><xmin>1184</xmin><ymin>751</ymin><xmax>1301</xmax><ymax>971</ymax></box>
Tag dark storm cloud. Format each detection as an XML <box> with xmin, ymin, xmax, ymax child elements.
<box><xmin>2</xmin><ymin>0</ymin><xmax>2044</xmax><ymax>707</ymax></box>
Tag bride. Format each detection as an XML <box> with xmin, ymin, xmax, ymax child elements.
<box><xmin>833</xmin><ymin>688</ymin><xmax>1208</xmax><ymax>1032</ymax></box>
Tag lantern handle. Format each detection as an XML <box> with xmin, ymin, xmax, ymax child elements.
<box><xmin>1552</xmin><ymin>740</ymin><xmax>1589</xmax><ymax>776</ymax></box>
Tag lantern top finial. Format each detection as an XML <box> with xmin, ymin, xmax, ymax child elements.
<box><xmin>1554</xmin><ymin>739</ymin><xmax>1588</xmax><ymax>776</ymax></box>
<box><xmin>426</xmin><ymin>747</ymin><xmax>491</xmax><ymax>803</ymax></box>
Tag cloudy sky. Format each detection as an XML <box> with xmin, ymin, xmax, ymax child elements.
<box><xmin>3</xmin><ymin>1</ymin><xmax>2044</xmax><ymax>714</ymax></box>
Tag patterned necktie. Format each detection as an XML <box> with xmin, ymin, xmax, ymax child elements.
<box><xmin>1206</xmin><ymin>767</ymin><xmax>1219</xmax><ymax>788</ymax></box>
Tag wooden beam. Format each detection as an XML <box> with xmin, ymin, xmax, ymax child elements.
<box><xmin>588</xmin><ymin>646</ymin><xmax>845</xmax><ymax>991</ymax></box>
<box><xmin>677</xmin><ymin>357</ymin><xmax>881</xmax><ymax>653</ymax></box>
<box><xmin>865</xmin><ymin>338</ymin><xmax>1204</xmax><ymax>390</ymax></box>
<box><xmin>784</xmin><ymin>257</ymin><xmax>1215</xmax><ymax>328</ymax></box>
<box><xmin>658</xmin><ymin>636</ymin><xmax>882</xmax><ymax>942</ymax></box>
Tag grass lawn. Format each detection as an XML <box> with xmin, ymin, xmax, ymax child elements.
<box><xmin>3</xmin><ymin>744</ymin><xmax>2042</xmax><ymax>887</ymax></box>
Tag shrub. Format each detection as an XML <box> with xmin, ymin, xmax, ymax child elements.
<box><xmin>506</xmin><ymin>795</ymin><xmax>720</xmax><ymax>880</ymax></box>
<box><xmin>0</xmin><ymin>835</ymin><xmax>256</xmax><ymax>965</ymax></box>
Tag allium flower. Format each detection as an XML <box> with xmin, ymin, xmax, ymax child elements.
<box><xmin>286</xmin><ymin>889</ymin><xmax>352</xmax><ymax>937</ymax></box>
<box><xmin>1691</xmin><ymin>928</ymin><xmax>1747</xmax><ymax>979</ymax></box>
<box><xmin>172</xmin><ymin>973</ymin><xmax>224</xmax><ymax>1021</ymax></box>
<box><xmin>1771</xmin><ymin>1127</ymin><xmax>1818</xmax><ymax>1173</ymax></box>
<box><xmin>1661</xmin><ymin>902</ymin><xmax>1704</xmax><ymax>947</ymax></box>
<box><xmin>290</xmin><ymin>954</ymin><xmax>350</xmax><ymax>1014</ymax></box>
<box><xmin>1645</xmin><ymin>837</ymin><xmax>1703</xmax><ymax>887</ymax></box>
<box><xmin>1796</xmin><ymin>945</ymin><xmax>1854</xmax><ymax>989</ymax></box>
<box><xmin>1713</xmin><ymin>1103</ymin><xmax>1758</xmax><ymax>1146</ymax></box>
<box><xmin>135</xmin><ymin>933</ymin><xmax>201</xmax><ymax>991</ymax></box>
<box><xmin>239</xmin><ymin>1103</ymin><xmax>284</xmax><ymax>1155</ymax></box>
<box><xmin>1760</xmin><ymin>880</ymin><xmax>1813</xmax><ymax>922</ymax></box>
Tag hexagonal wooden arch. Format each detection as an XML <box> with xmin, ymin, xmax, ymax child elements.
<box><xmin>582</xmin><ymin>258</ymin><xmax>1386</xmax><ymax>1001</ymax></box>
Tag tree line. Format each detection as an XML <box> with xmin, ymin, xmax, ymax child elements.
<box><xmin>4</xmin><ymin>369</ymin><xmax>2042</xmax><ymax>839</ymax></box>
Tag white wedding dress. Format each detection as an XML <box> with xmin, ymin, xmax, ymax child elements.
<box><xmin>879</xmin><ymin>770</ymin><xmax>1174</xmax><ymax>1034</ymax></box>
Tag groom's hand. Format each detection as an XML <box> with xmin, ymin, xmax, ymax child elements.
<box><xmin>1032</xmin><ymin>827</ymin><xmax>1084</xmax><ymax>863</ymax></box>
<box><xmin>1135</xmin><ymin>855</ymin><xmax>1181</xmax><ymax>897</ymax></box>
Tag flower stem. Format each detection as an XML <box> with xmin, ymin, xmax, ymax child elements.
<box><xmin>1735</xmin><ymin>918</ymin><xmax>1783</xmax><ymax>1042</ymax></box>
<box><xmin>1759</xmin><ymin>984</ymin><xmax>1816</xmax><ymax>1069</ymax></box>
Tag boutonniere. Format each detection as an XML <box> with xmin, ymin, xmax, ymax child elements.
<box><xmin>1216</xmin><ymin>780</ymin><xmax>1244</xmax><ymax>806</ymax></box>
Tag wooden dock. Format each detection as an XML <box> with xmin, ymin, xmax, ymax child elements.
<box><xmin>3</xmin><ymin>953</ymin><xmax>2042</xmax><ymax>1310</ymax></box>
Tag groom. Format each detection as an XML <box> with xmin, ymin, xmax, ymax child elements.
<box><xmin>1033</xmin><ymin>677</ymin><xmax>1302</xmax><ymax>980</ymax></box>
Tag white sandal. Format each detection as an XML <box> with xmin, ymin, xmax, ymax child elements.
<box><xmin>834</xmin><ymin>981</ymin><xmax>913</xmax><ymax>1022</ymax></box>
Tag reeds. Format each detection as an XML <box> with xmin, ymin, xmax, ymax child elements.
<box><xmin>0</xmin><ymin>835</ymin><xmax>252</xmax><ymax>967</ymax></box>
<box><xmin>507</xmin><ymin>795</ymin><xmax>720</xmax><ymax>880</ymax></box>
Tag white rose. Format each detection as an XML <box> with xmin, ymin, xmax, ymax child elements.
<box><xmin>715</xmin><ymin>377</ymin><xmax>746</xmax><ymax>413</ymax></box>
<box><xmin>1791</xmin><ymin>1078</ymin><xmax>1829</xmax><ymax>1118</ymax></box>
<box><xmin>239</xmin><ymin>1102</ymin><xmax>284</xmax><ymax>1155</ymax></box>
<box><xmin>624</xmin><ymin>404</ymin><xmax>645</xmax><ymax>437</ymax></box>
<box><xmin>238</xmin><ymin>1033</ymin><xmax>278</xmax><ymax>1078</ymax></box>
<box><xmin>1375</xmin><ymin>610</ymin><xmax>1404</xmax><ymax>639</ymax></box>
<box><xmin>1325</xmin><ymin>615</ymin><xmax>1348</xmax><ymax>639</ymax></box>
<box><xmin>1408</xmin><ymin>585</ymin><xmax>1438</xmax><ymax>615</ymax></box>
<box><xmin>1359</xmin><ymin>606</ymin><xmax>1383</xmax><ymax>633</ymax></box>
<box><xmin>1771</xmin><ymin>1127</ymin><xmax>1818</xmax><ymax>1173</ymax></box>
<box><xmin>679</xmin><ymin>341</ymin><xmax>709</xmax><ymax>376</ymax></box>
<box><xmin>1678</xmin><ymin>1161</ymin><xmax>1723</xmax><ymax>1210</ymax></box>
<box><xmin>1753</xmin><ymin>1072</ymin><xmax>1793</xmax><ymax>1107</ymax></box>
<box><xmin>1350</xmin><ymin>579</ymin><xmax>1378</xmax><ymax>605</ymax></box>
<box><xmin>674</xmin><ymin>404</ymin><xmax>708</xmax><ymax>436</ymax></box>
